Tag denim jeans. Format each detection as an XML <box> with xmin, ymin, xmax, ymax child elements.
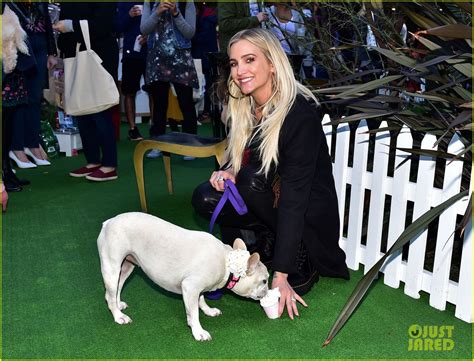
<box><xmin>76</xmin><ymin>109</ymin><xmax>117</xmax><ymax>167</ymax></box>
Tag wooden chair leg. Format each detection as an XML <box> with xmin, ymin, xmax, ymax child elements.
<box><xmin>133</xmin><ymin>140</ymin><xmax>152</xmax><ymax>213</ymax></box>
<box><xmin>162</xmin><ymin>154</ymin><xmax>173</xmax><ymax>195</ymax></box>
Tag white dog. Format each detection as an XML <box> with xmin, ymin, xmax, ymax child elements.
<box><xmin>1</xmin><ymin>5</ymin><xmax>30</xmax><ymax>74</ymax></box>
<box><xmin>97</xmin><ymin>212</ymin><xmax>269</xmax><ymax>341</ymax></box>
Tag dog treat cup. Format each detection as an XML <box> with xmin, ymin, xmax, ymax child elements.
<box><xmin>260</xmin><ymin>287</ymin><xmax>280</xmax><ymax>319</ymax></box>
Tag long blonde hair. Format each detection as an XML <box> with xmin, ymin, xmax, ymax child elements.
<box><xmin>224</xmin><ymin>28</ymin><xmax>318</xmax><ymax>177</ymax></box>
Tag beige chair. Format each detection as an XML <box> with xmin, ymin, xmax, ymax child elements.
<box><xmin>134</xmin><ymin>132</ymin><xmax>227</xmax><ymax>212</ymax></box>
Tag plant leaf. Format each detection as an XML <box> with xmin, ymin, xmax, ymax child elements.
<box><xmin>402</xmin><ymin>91</ymin><xmax>451</xmax><ymax>103</ymax></box>
<box><xmin>326</xmin><ymin>111</ymin><xmax>396</xmax><ymax>125</ymax></box>
<box><xmin>331</xmin><ymin>75</ymin><xmax>403</xmax><ymax>99</ymax></box>
<box><xmin>433</xmin><ymin>110</ymin><xmax>472</xmax><ymax>147</ymax></box>
<box><xmin>457</xmin><ymin>196</ymin><xmax>471</xmax><ymax>237</ymax></box>
<box><xmin>362</xmin><ymin>126</ymin><xmax>401</xmax><ymax>134</ymax></box>
<box><xmin>395</xmin><ymin>147</ymin><xmax>464</xmax><ymax>161</ymax></box>
<box><xmin>418</xmin><ymin>24</ymin><xmax>473</xmax><ymax>39</ymax></box>
<box><xmin>412</xmin><ymin>54</ymin><xmax>458</xmax><ymax>70</ymax></box>
<box><xmin>323</xmin><ymin>190</ymin><xmax>469</xmax><ymax>347</ymax></box>
<box><xmin>370</xmin><ymin>47</ymin><xmax>420</xmax><ymax>69</ymax></box>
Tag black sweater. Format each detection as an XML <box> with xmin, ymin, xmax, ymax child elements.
<box><xmin>57</xmin><ymin>2</ymin><xmax>118</xmax><ymax>80</ymax></box>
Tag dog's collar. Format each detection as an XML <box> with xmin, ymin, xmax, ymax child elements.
<box><xmin>225</xmin><ymin>273</ymin><xmax>241</xmax><ymax>290</ymax></box>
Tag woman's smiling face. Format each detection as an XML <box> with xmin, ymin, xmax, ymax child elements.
<box><xmin>229</xmin><ymin>39</ymin><xmax>274</xmax><ymax>106</ymax></box>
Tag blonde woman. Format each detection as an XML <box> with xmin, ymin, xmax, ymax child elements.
<box><xmin>192</xmin><ymin>28</ymin><xmax>349</xmax><ymax>318</ymax></box>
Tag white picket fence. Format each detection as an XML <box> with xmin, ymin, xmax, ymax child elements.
<box><xmin>323</xmin><ymin>115</ymin><xmax>472</xmax><ymax>323</ymax></box>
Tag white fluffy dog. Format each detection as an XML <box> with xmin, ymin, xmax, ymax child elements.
<box><xmin>1</xmin><ymin>5</ymin><xmax>30</xmax><ymax>74</ymax></box>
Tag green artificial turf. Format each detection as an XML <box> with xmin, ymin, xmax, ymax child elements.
<box><xmin>2</xmin><ymin>123</ymin><xmax>472</xmax><ymax>360</ymax></box>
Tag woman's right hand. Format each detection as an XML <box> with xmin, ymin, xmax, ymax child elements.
<box><xmin>209</xmin><ymin>170</ymin><xmax>236</xmax><ymax>192</ymax></box>
<box><xmin>156</xmin><ymin>2</ymin><xmax>175</xmax><ymax>16</ymax></box>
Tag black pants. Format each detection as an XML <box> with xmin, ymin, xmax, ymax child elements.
<box><xmin>148</xmin><ymin>81</ymin><xmax>197</xmax><ymax>137</ymax></box>
<box><xmin>192</xmin><ymin>165</ymin><xmax>277</xmax><ymax>257</ymax></box>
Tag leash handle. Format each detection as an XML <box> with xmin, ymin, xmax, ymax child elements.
<box><xmin>209</xmin><ymin>179</ymin><xmax>248</xmax><ymax>233</ymax></box>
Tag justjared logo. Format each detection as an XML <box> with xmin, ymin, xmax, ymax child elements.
<box><xmin>408</xmin><ymin>324</ymin><xmax>455</xmax><ymax>351</ymax></box>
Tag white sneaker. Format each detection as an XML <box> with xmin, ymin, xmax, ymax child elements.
<box><xmin>183</xmin><ymin>156</ymin><xmax>196</xmax><ymax>161</ymax></box>
<box><xmin>146</xmin><ymin>149</ymin><xmax>162</xmax><ymax>158</ymax></box>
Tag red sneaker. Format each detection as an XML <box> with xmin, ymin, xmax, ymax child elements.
<box><xmin>86</xmin><ymin>169</ymin><xmax>118</xmax><ymax>182</ymax></box>
<box><xmin>69</xmin><ymin>165</ymin><xmax>101</xmax><ymax>178</ymax></box>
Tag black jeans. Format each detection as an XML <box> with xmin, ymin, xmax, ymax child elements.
<box><xmin>192</xmin><ymin>165</ymin><xmax>277</xmax><ymax>255</ymax></box>
<box><xmin>148</xmin><ymin>81</ymin><xmax>197</xmax><ymax>137</ymax></box>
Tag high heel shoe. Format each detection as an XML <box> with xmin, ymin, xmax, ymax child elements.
<box><xmin>1</xmin><ymin>184</ymin><xmax>8</xmax><ymax>212</ymax></box>
<box><xmin>24</xmin><ymin>148</ymin><xmax>51</xmax><ymax>166</ymax></box>
<box><xmin>9</xmin><ymin>151</ymin><xmax>37</xmax><ymax>169</ymax></box>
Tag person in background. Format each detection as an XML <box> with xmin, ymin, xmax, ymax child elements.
<box><xmin>140</xmin><ymin>1</ymin><xmax>198</xmax><ymax>160</ymax></box>
<box><xmin>191</xmin><ymin>2</ymin><xmax>218</xmax><ymax>124</ymax></box>
<box><xmin>2</xmin><ymin>2</ymin><xmax>36</xmax><ymax>191</ymax></box>
<box><xmin>192</xmin><ymin>28</ymin><xmax>349</xmax><ymax>318</ymax></box>
<box><xmin>7</xmin><ymin>1</ymin><xmax>57</xmax><ymax>169</ymax></box>
<box><xmin>217</xmin><ymin>1</ymin><xmax>269</xmax><ymax>52</ymax></box>
<box><xmin>54</xmin><ymin>2</ymin><xmax>119</xmax><ymax>182</ymax></box>
<box><xmin>267</xmin><ymin>2</ymin><xmax>305</xmax><ymax>55</ymax></box>
<box><xmin>116</xmin><ymin>2</ymin><xmax>147</xmax><ymax>141</ymax></box>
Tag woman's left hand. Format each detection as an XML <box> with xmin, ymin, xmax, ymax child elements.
<box><xmin>272</xmin><ymin>272</ymin><xmax>307</xmax><ymax>319</ymax></box>
<box><xmin>209</xmin><ymin>169</ymin><xmax>236</xmax><ymax>192</ymax></box>
<box><xmin>47</xmin><ymin>55</ymin><xmax>58</xmax><ymax>70</ymax></box>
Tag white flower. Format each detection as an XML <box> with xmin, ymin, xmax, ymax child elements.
<box><xmin>226</xmin><ymin>249</ymin><xmax>250</xmax><ymax>278</ymax></box>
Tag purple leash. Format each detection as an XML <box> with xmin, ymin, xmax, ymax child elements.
<box><xmin>209</xmin><ymin>179</ymin><xmax>248</xmax><ymax>233</ymax></box>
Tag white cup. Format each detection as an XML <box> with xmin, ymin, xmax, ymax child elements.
<box><xmin>262</xmin><ymin>300</ymin><xmax>280</xmax><ymax>319</ymax></box>
<box><xmin>133</xmin><ymin>35</ymin><xmax>142</xmax><ymax>52</ymax></box>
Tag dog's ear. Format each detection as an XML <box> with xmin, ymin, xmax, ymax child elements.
<box><xmin>233</xmin><ymin>238</ymin><xmax>247</xmax><ymax>250</ymax></box>
<box><xmin>246</xmin><ymin>253</ymin><xmax>260</xmax><ymax>275</ymax></box>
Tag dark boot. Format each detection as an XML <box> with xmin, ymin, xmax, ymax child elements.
<box><xmin>287</xmin><ymin>242</ymin><xmax>319</xmax><ymax>295</ymax></box>
<box><xmin>253</xmin><ymin>226</ymin><xmax>275</xmax><ymax>268</ymax></box>
<box><xmin>3</xmin><ymin>171</ymin><xmax>22</xmax><ymax>192</ymax></box>
<box><xmin>2</xmin><ymin>160</ymin><xmax>30</xmax><ymax>187</ymax></box>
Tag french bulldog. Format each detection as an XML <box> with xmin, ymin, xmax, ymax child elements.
<box><xmin>97</xmin><ymin>212</ymin><xmax>269</xmax><ymax>341</ymax></box>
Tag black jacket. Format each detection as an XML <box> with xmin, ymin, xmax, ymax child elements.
<box><xmin>273</xmin><ymin>95</ymin><xmax>349</xmax><ymax>278</ymax></box>
<box><xmin>57</xmin><ymin>2</ymin><xmax>118</xmax><ymax>80</ymax></box>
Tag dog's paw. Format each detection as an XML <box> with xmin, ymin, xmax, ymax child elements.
<box><xmin>203</xmin><ymin>307</ymin><xmax>222</xmax><ymax>317</ymax></box>
<box><xmin>114</xmin><ymin>313</ymin><xmax>132</xmax><ymax>325</ymax></box>
<box><xmin>118</xmin><ymin>301</ymin><xmax>128</xmax><ymax>310</ymax></box>
<box><xmin>192</xmin><ymin>327</ymin><xmax>212</xmax><ymax>342</ymax></box>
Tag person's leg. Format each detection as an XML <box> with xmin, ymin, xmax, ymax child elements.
<box><xmin>122</xmin><ymin>58</ymin><xmax>144</xmax><ymax>140</ymax></box>
<box><xmin>77</xmin><ymin>114</ymin><xmax>101</xmax><ymax>166</ymax></box>
<box><xmin>24</xmin><ymin>33</ymin><xmax>48</xmax><ymax>160</ymax></box>
<box><xmin>192</xmin><ymin>165</ymin><xmax>277</xmax><ymax>259</ymax></box>
<box><xmin>173</xmin><ymin>82</ymin><xmax>197</xmax><ymax>135</ymax></box>
<box><xmin>10</xmin><ymin>105</ymin><xmax>28</xmax><ymax>161</ymax></box>
<box><xmin>93</xmin><ymin>109</ymin><xmax>117</xmax><ymax>169</ymax></box>
<box><xmin>202</xmin><ymin>71</ymin><xmax>212</xmax><ymax>118</ymax></box>
<box><xmin>149</xmin><ymin>81</ymin><xmax>170</xmax><ymax>137</ymax></box>
<box><xmin>3</xmin><ymin>107</ymin><xmax>24</xmax><ymax>191</ymax></box>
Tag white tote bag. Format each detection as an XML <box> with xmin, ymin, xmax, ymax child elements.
<box><xmin>63</xmin><ymin>20</ymin><xmax>119</xmax><ymax>116</ymax></box>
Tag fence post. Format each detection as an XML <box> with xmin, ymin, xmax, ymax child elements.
<box><xmin>382</xmin><ymin>126</ymin><xmax>412</xmax><ymax>288</ymax></box>
<box><xmin>456</xmin><ymin>217</ymin><xmax>473</xmax><ymax>322</ymax></box>
<box><xmin>430</xmin><ymin>134</ymin><xmax>465</xmax><ymax>311</ymax></box>
<box><xmin>404</xmin><ymin>133</ymin><xmax>437</xmax><ymax>299</ymax></box>
<box><xmin>345</xmin><ymin>120</ymin><xmax>369</xmax><ymax>270</ymax></box>
<box><xmin>333</xmin><ymin>123</ymin><xmax>350</xmax><ymax>251</ymax></box>
<box><xmin>364</xmin><ymin>121</ymin><xmax>390</xmax><ymax>272</ymax></box>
